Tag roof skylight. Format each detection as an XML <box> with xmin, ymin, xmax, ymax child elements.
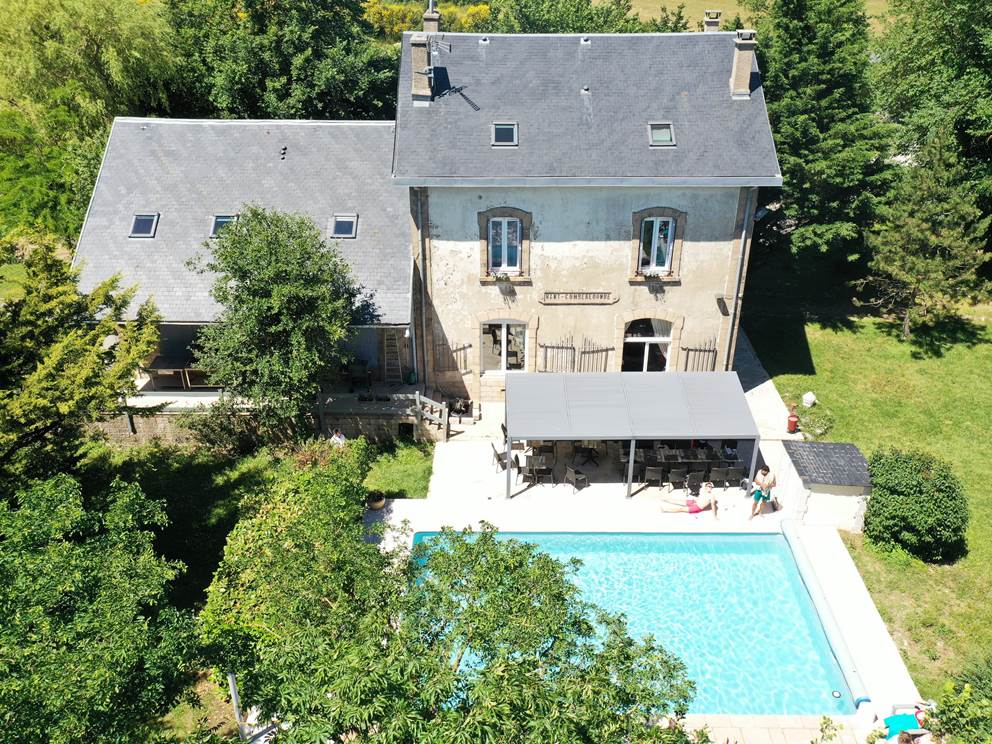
<box><xmin>492</xmin><ymin>122</ymin><xmax>518</xmax><ymax>147</ymax></box>
<box><xmin>129</xmin><ymin>213</ymin><xmax>159</xmax><ymax>238</ymax></box>
<box><xmin>331</xmin><ymin>214</ymin><xmax>358</xmax><ymax>239</ymax></box>
<box><xmin>211</xmin><ymin>214</ymin><xmax>237</xmax><ymax>237</ymax></box>
<box><xmin>649</xmin><ymin>122</ymin><xmax>675</xmax><ymax>147</ymax></box>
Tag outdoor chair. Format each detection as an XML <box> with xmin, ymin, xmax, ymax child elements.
<box><xmin>491</xmin><ymin>442</ymin><xmax>512</xmax><ymax>472</ymax></box>
<box><xmin>726</xmin><ymin>466</ymin><xmax>747</xmax><ymax>490</ymax></box>
<box><xmin>644</xmin><ymin>466</ymin><xmax>665</xmax><ymax>489</ymax></box>
<box><xmin>515</xmin><ymin>456</ymin><xmax>537</xmax><ymax>486</ymax></box>
<box><xmin>708</xmin><ymin>467</ymin><xmax>728</xmax><ymax>489</ymax></box>
<box><xmin>666</xmin><ymin>468</ymin><xmax>687</xmax><ymax>492</ymax></box>
<box><xmin>565</xmin><ymin>465</ymin><xmax>589</xmax><ymax>493</ymax></box>
<box><xmin>686</xmin><ymin>472</ymin><xmax>705</xmax><ymax>496</ymax></box>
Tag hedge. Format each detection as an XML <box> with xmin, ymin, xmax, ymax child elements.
<box><xmin>863</xmin><ymin>448</ymin><xmax>969</xmax><ymax>562</ymax></box>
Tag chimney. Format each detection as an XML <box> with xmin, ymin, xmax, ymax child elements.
<box><xmin>410</xmin><ymin>33</ymin><xmax>432</xmax><ymax>102</ymax></box>
<box><xmin>730</xmin><ymin>29</ymin><xmax>756</xmax><ymax>98</ymax></box>
<box><xmin>422</xmin><ymin>0</ymin><xmax>440</xmax><ymax>33</ymax></box>
<box><xmin>703</xmin><ymin>9</ymin><xmax>721</xmax><ymax>31</ymax></box>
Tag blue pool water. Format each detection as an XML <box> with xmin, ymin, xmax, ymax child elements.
<box><xmin>412</xmin><ymin>531</ymin><xmax>854</xmax><ymax>715</ymax></box>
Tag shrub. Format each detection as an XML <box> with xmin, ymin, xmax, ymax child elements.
<box><xmin>177</xmin><ymin>399</ymin><xmax>267</xmax><ymax>457</ymax></box>
<box><xmin>863</xmin><ymin>449</ymin><xmax>969</xmax><ymax>562</ymax></box>
<box><xmin>363</xmin><ymin>0</ymin><xmax>489</xmax><ymax>40</ymax></box>
<box><xmin>958</xmin><ymin>655</ymin><xmax>992</xmax><ymax>702</ymax></box>
<box><xmin>927</xmin><ymin>682</ymin><xmax>992</xmax><ymax>744</ymax></box>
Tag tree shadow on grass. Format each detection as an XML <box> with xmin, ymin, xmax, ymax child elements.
<box><xmin>877</xmin><ymin>313</ymin><xmax>990</xmax><ymax>359</ymax></box>
<box><xmin>79</xmin><ymin>443</ymin><xmax>275</xmax><ymax>609</ymax></box>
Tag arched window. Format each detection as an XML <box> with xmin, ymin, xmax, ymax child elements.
<box><xmin>622</xmin><ymin>318</ymin><xmax>672</xmax><ymax>372</ymax></box>
<box><xmin>481</xmin><ymin>319</ymin><xmax>526</xmax><ymax>373</ymax></box>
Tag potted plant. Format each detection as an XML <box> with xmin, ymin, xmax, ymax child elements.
<box><xmin>366</xmin><ymin>490</ymin><xmax>386</xmax><ymax>510</ymax></box>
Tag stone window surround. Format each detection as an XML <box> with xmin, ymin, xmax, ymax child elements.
<box><xmin>612</xmin><ymin>308</ymin><xmax>685</xmax><ymax>371</ymax></box>
<box><xmin>629</xmin><ymin>206</ymin><xmax>687</xmax><ymax>284</ymax></box>
<box><xmin>478</xmin><ymin>207</ymin><xmax>533</xmax><ymax>284</ymax></box>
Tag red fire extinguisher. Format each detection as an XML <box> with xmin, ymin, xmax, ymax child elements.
<box><xmin>787</xmin><ymin>404</ymin><xmax>799</xmax><ymax>434</ymax></box>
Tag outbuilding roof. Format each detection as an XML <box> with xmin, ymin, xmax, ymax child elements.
<box><xmin>393</xmin><ymin>32</ymin><xmax>781</xmax><ymax>185</ymax></box>
<box><xmin>73</xmin><ymin>119</ymin><xmax>413</xmax><ymax>324</ymax></box>
<box><xmin>504</xmin><ymin>372</ymin><xmax>760</xmax><ymax>441</ymax></box>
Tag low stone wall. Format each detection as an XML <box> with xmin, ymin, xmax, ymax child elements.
<box><xmin>321</xmin><ymin>412</ymin><xmax>447</xmax><ymax>443</ymax></box>
<box><xmin>91</xmin><ymin>412</ymin><xmax>194</xmax><ymax>445</ymax></box>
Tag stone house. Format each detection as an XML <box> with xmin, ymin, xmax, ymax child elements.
<box><xmin>72</xmin><ymin>9</ymin><xmax>779</xmax><ymax>411</ymax></box>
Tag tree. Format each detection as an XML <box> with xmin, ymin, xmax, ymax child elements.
<box><xmin>0</xmin><ymin>0</ymin><xmax>176</xmax><ymax>121</ymax></box>
<box><xmin>0</xmin><ymin>239</ymin><xmax>159</xmax><ymax>486</ymax></box>
<box><xmin>193</xmin><ymin>206</ymin><xmax>371</xmax><ymax>435</ymax></box>
<box><xmin>859</xmin><ymin>138</ymin><xmax>991</xmax><ymax>338</ymax></box>
<box><xmin>165</xmin><ymin>0</ymin><xmax>399</xmax><ymax>120</ymax></box>
<box><xmin>746</xmin><ymin>0</ymin><xmax>893</xmax><ymax>258</ymax></box>
<box><xmin>873</xmin><ymin>0</ymin><xmax>992</xmax><ymax>203</ymax></box>
<box><xmin>203</xmin><ymin>447</ymin><xmax>695</xmax><ymax>743</ymax></box>
<box><xmin>485</xmin><ymin>0</ymin><xmax>644</xmax><ymax>33</ymax></box>
<box><xmin>0</xmin><ymin>474</ymin><xmax>199</xmax><ymax>743</ymax></box>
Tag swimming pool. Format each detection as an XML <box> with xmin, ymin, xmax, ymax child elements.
<box><xmin>412</xmin><ymin>531</ymin><xmax>855</xmax><ymax>716</ymax></box>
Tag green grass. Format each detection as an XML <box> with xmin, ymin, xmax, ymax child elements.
<box><xmin>742</xmin><ymin>259</ymin><xmax>992</xmax><ymax>696</ymax></box>
<box><xmin>365</xmin><ymin>438</ymin><xmax>435</xmax><ymax>499</ymax></box>
<box><xmin>0</xmin><ymin>262</ymin><xmax>26</xmax><ymax>302</ymax></box>
<box><xmin>627</xmin><ymin>0</ymin><xmax>890</xmax><ymax>30</ymax></box>
<box><xmin>159</xmin><ymin>672</ymin><xmax>239</xmax><ymax>740</ymax></box>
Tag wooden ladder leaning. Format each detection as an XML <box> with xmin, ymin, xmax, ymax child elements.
<box><xmin>383</xmin><ymin>330</ymin><xmax>403</xmax><ymax>385</ymax></box>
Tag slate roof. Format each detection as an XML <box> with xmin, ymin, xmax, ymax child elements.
<box><xmin>74</xmin><ymin>119</ymin><xmax>412</xmax><ymax>324</ymax></box>
<box><xmin>783</xmin><ymin>441</ymin><xmax>872</xmax><ymax>490</ymax></box>
<box><xmin>393</xmin><ymin>32</ymin><xmax>781</xmax><ymax>185</ymax></box>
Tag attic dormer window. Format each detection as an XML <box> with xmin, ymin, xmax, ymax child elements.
<box><xmin>331</xmin><ymin>214</ymin><xmax>358</xmax><ymax>239</ymax></box>
<box><xmin>129</xmin><ymin>213</ymin><xmax>159</xmax><ymax>238</ymax></box>
<box><xmin>492</xmin><ymin>122</ymin><xmax>518</xmax><ymax>147</ymax></box>
<box><xmin>649</xmin><ymin>122</ymin><xmax>675</xmax><ymax>147</ymax></box>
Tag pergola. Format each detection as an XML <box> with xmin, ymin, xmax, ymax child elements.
<box><xmin>503</xmin><ymin>372</ymin><xmax>761</xmax><ymax>499</ymax></box>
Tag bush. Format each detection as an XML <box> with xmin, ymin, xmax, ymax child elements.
<box><xmin>363</xmin><ymin>0</ymin><xmax>489</xmax><ymax>40</ymax></box>
<box><xmin>927</xmin><ymin>682</ymin><xmax>992</xmax><ymax>744</ymax></box>
<box><xmin>177</xmin><ymin>399</ymin><xmax>267</xmax><ymax>457</ymax></box>
<box><xmin>959</xmin><ymin>655</ymin><xmax>992</xmax><ymax>702</ymax></box>
<box><xmin>863</xmin><ymin>449</ymin><xmax>969</xmax><ymax>562</ymax></box>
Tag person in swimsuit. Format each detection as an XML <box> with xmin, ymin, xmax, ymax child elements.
<box><xmin>750</xmin><ymin>465</ymin><xmax>776</xmax><ymax>518</ymax></box>
<box><xmin>661</xmin><ymin>483</ymin><xmax>717</xmax><ymax>517</ymax></box>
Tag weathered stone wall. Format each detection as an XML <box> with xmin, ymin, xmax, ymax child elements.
<box><xmin>423</xmin><ymin>185</ymin><xmax>752</xmax><ymax>401</ymax></box>
<box><xmin>91</xmin><ymin>413</ymin><xmax>195</xmax><ymax>445</ymax></box>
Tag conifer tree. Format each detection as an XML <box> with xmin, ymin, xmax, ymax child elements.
<box><xmin>860</xmin><ymin>138</ymin><xmax>991</xmax><ymax>338</ymax></box>
<box><xmin>748</xmin><ymin>0</ymin><xmax>893</xmax><ymax>258</ymax></box>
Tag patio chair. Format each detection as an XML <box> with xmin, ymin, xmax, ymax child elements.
<box><xmin>491</xmin><ymin>442</ymin><xmax>512</xmax><ymax>472</ymax></box>
<box><xmin>565</xmin><ymin>465</ymin><xmax>589</xmax><ymax>493</ymax></box>
<box><xmin>666</xmin><ymin>468</ymin><xmax>687</xmax><ymax>492</ymax></box>
<box><xmin>686</xmin><ymin>472</ymin><xmax>705</xmax><ymax>496</ymax></box>
<box><xmin>726</xmin><ymin>466</ymin><xmax>747</xmax><ymax>490</ymax></box>
<box><xmin>515</xmin><ymin>456</ymin><xmax>537</xmax><ymax>486</ymax></box>
<box><xmin>708</xmin><ymin>467</ymin><xmax>728</xmax><ymax>489</ymax></box>
<box><xmin>644</xmin><ymin>465</ymin><xmax>665</xmax><ymax>489</ymax></box>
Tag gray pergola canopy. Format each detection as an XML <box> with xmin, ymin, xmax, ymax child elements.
<box><xmin>505</xmin><ymin>372</ymin><xmax>759</xmax><ymax>442</ymax></box>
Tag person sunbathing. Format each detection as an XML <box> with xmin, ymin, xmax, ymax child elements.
<box><xmin>661</xmin><ymin>482</ymin><xmax>717</xmax><ymax>517</ymax></box>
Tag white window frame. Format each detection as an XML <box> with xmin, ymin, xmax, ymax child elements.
<box><xmin>210</xmin><ymin>214</ymin><xmax>238</xmax><ymax>238</ymax></box>
<box><xmin>491</xmin><ymin>122</ymin><xmax>518</xmax><ymax>147</ymax></box>
<box><xmin>129</xmin><ymin>213</ymin><xmax>160</xmax><ymax>238</ymax></box>
<box><xmin>639</xmin><ymin>217</ymin><xmax>676</xmax><ymax>274</ymax></box>
<box><xmin>482</xmin><ymin>320</ymin><xmax>527</xmax><ymax>375</ymax></box>
<box><xmin>330</xmin><ymin>213</ymin><xmax>358</xmax><ymax>239</ymax></box>
<box><xmin>648</xmin><ymin>122</ymin><xmax>676</xmax><ymax>147</ymax></box>
<box><xmin>487</xmin><ymin>217</ymin><xmax>522</xmax><ymax>274</ymax></box>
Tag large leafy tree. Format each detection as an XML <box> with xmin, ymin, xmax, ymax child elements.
<box><xmin>873</xmin><ymin>0</ymin><xmax>992</xmax><ymax>202</ymax></box>
<box><xmin>203</xmin><ymin>444</ymin><xmax>694</xmax><ymax>743</ymax></box>
<box><xmin>194</xmin><ymin>206</ymin><xmax>371</xmax><ymax>433</ymax></box>
<box><xmin>859</xmin><ymin>137</ymin><xmax>991</xmax><ymax>338</ymax></box>
<box><xmin>165</xmin><ymin>0</ymin><xmax>399</xmax><ymax>119</ymax></box>
<box><xmin>0</xmin><ymin>474</ymin><xmax>199</xmax><ymax>743</ymax></box>
<box><xmin>0</xmin><ymin>238</ymin><xmax>159</xmax><ymax>486</ymax></box>
<box><xmin>746</xmin><ymin>0</ymin><xmax>893</xmax><ymax>258</ymax></box>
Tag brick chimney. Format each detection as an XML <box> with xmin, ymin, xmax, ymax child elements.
<box><xmin>410</xmin><ymin>33</ymin><xmax>432</xmax><ymax>102</ymax></box>
<box><xmin>422</xmin><ymin>0</ymin><xmax>440</xmax><ymax>33</ymax></box>
<box><xmin>703</xmin><ymin>9</ymin><xmax>721</xmax><ymax>31</ymax></box>
<box><xmin>730</xmin><ymin>29</ymin><xmax>756</xmax><ymax>99</ymax></box>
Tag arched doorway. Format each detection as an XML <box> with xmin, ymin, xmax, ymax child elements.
<box><xmin>621</xmin><ymin>318</ymin><xmax>672</xmax><ymax>371</ymax></box>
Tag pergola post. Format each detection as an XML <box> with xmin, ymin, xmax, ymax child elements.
<box><xmin>506</xmin><ymin>433</ymin><xmax>513</xmax><ymax>499</ymax></box>
<box><xmin>625</xmin><ymin>439</ymin><xmax>636</xmax><ymax>498</ymax></box>
<box><xmin>747</xmin><ymin>436</ymin><xmax>760</xmax><ymax>491</ymax></box>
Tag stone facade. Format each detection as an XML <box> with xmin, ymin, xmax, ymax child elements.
<box><xmin>418</xmin><ymin>185</ymin><xmax>757</xmax><ymax>402</ymax></box>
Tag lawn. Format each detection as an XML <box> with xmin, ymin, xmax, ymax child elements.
<box><xmin>365</xmin><ymin>438</ymin><xmax>435</xmax><ymax>499</ymax></box>
<box><xmin>742</xmin><ymin>257</ymin><xmax>992</xmax><ymax>696</ymax></box>
<box><xmin>0</xmin><ymin>262</ymin><xmax>26</xmax><ymax>302</ymax></box>
<box><xmin>627</xmin><ymin>0</ymin><xmax>890</xmax><ymax>30</ymax></box>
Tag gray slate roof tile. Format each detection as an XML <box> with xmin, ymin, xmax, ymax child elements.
<box><xmin>393</xmin><ymin>32</ymin><xmax>780</xmax><ymax>182</ymax></box>
<box><xmin>74</xmin><ymin>119</ymin><xmax>412</xmax><ymax>324</ymax></box>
